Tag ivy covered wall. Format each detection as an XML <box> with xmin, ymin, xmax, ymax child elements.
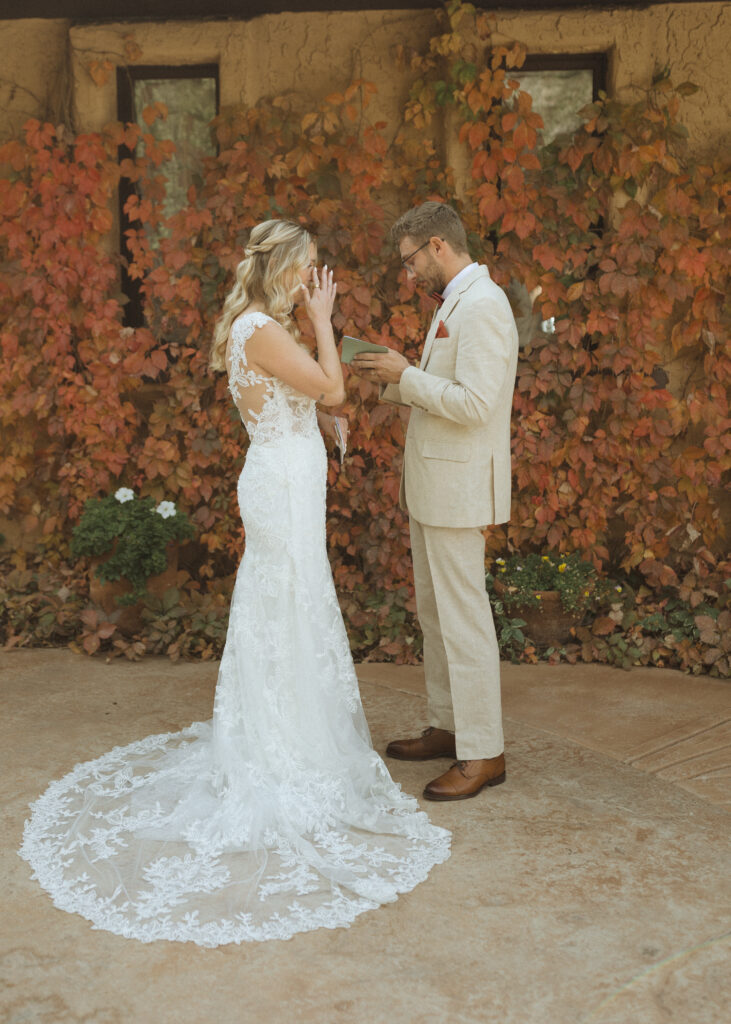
<box><xmin>0</xmin><ymin>3</ymin><xmax>728</xmax><ymax>671</ymax></box>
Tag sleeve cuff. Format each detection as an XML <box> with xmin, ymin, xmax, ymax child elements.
<box><xmin>398</xmin><ymin>365</ymin><xmax>422</xmax><ymax>405</ymax></box>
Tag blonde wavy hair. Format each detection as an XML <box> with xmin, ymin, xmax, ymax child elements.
<box><xmin>210</xmin><ymin>219</ymin><xmax>313</xmax><ymax>372</ymax></box>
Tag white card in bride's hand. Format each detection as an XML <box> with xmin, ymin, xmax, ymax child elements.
<box><xmin>333</xmin><ymin>417</ymin><xmax>347</xmax><ymax>466</ymax></box>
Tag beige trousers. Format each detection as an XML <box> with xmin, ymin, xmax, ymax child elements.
<box><xmin>410</xmin><ymin>517</ymin><xmax>504</xmax><ymax>760</ymax></box>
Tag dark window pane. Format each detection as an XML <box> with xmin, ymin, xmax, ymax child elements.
<box><xmin>513</xmin><ymin>68</ymin><xmax>595</xmax><ymax>145</ymax></box>
<box><xmin>117</xmin><ymin>66</ymin><xmax>218</xmax><ymax>324</ymax></box>
<box><xmin>133</xmin><ymin>76</ymin><xmax>217</xmax><ymax>223</ymax></box>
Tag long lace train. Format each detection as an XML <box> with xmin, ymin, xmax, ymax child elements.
<box><xmin>19</xmin><ymin>313</ymin><xmax>450</xmax><ymax>946</ymax></box>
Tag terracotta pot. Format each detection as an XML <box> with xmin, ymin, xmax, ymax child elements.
<box><xmin>493</xmin><ymin>581</ymin><xmax>579</xmax><ymax>647</ymax></box>
<box><xmin>89</xmin><ymin>543</ymin><xmax>178</xmax><ymax>637</ymax></box>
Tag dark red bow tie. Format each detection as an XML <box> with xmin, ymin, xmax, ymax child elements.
<box><xmin>430</xmin><ymin>290</ymin><xmax>445</xmax><ymax>306</ymax></box>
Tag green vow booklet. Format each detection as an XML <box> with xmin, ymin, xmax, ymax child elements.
<box><xmin>341</xmin><ymin>336</ymin><xmax>389</xmax><ymax>364</ymax></box>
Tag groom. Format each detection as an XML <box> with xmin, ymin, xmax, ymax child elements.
<box><xmin>352</xmin><ymin>201</ymin><xmax>519</xmax><ymax>801</ymax></box>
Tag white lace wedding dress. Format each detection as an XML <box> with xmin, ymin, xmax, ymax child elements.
<box><xmin>19</xmin><ymin>312</ymin><xmax>450</xmax><ymax>947</ymax></box>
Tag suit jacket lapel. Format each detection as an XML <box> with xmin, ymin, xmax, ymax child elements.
<box><xmin>421</xmin><ymin>290</ymin><xmax>460</xmax><ymax>369</ymax></box>
<box><xmin>420</xmin><ymin>265</ymin><xmax>490</xmax><ymax>369</ymax></box>
<box><xmin>419</xmin><ymin>310</ymin><xmax>440</xmax><ymax>369</ymax></box>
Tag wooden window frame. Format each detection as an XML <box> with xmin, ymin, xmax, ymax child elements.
<box><xmin>117</xmin><ymin>64</ymin><xmax>220</xmax><ymax>327</ymax></box>
<box><xmin>514</xmin><ymin>54</ymin><xmax>608</xmax><ymax>345</ymax></box>
<box><xmin>518</xmin><ymin>51</ymin><xmax>608</xmax><ymax>103</ymax></box>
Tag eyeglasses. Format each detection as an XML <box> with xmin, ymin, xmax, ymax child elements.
<box><xmin>400</xmin><ymin>240</ymin><xmax>430</xmax><ymax>268</ymax></box>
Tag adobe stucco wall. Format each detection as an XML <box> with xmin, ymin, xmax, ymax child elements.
<box><xmin>493</xmin><ymin>2</ymin><xmax>730</xmax><ymax>157</ymax></box>
<box><xmin>0</xmin><ymin>3</ymin><xmax>728</xmax><ymax>156</ymax></box>
<box><xmin>0</xmin><ymin>18</ymin><xmax>72</xmax><ymax>138</ymax></box>
<box><xmin>65</xmin><ymin>10</ymin><xmax>437</xmax><ymax>134</ymax></box>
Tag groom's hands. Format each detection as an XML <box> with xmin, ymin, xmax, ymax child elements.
<box><xmin>351</xmin><ymin>348</ymin><xmax>410</xmax><ymax>385</ymax></box>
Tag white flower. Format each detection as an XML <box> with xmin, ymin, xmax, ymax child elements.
<box><xmin>155</xmin><ymin>501</ymin><xmax>177</xmax><ymax>519</ymax></box>
<box><xmin>115</xmin><ymin>487</ymin><xmax>134</xmax><ymax>503</ymax></box>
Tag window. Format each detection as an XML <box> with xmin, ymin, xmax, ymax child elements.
<box><xmin>117</xmin><ymin>65</ymin><xmax>219</xmax><ymax>326</ymax></box>
<box><xmin>512</xmin><ymin>53</ymin><xmax>607</xmax><ymax>147</ymax></box>
<box><xmin>510</xmin><ymin>54</ymin><xmax>607</xmax><ymax>335</ymax></box>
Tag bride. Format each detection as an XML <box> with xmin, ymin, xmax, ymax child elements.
<box><xmin>20</xmin><ymin>218</ymin><xmax>450</xmax><ymax>947</ymax></box>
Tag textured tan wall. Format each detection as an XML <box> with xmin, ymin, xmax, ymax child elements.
<box><xmin>0</xmin><ymin>19</ymin><xmax>71</xmax><ymax>139</ymax></box>
<box><xmin>492</xmin><ymin>2</ymin><xmax>730</xmax><ymax>157</ymax></box>
<box><xmin>0</xmin><ymin>4</ymin><xmax>728</xmax><ymax>154</ymax></box>
<box><xmin>65</xmin><ymin>11</ymin><xmax>437</xmax><ymax>135</ymax></box>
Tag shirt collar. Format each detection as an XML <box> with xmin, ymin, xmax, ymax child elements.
<box><xmin>442</xmin><ymin>262</ymin><xmax>479</xmax><ymax>301</ymax></box>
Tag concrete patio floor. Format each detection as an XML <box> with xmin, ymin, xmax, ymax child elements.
<box><xmin>2</xmin><ymin>649</ymin><xmax>729</xmax><ymax>1024</ymax></box>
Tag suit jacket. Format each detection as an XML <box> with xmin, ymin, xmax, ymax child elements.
<box><xmin>381</xmin><ymin>264</ymin><xmax>518</xmax><ymax>528</ymax></box>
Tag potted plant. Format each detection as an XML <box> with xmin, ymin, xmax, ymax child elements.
<box><xmin>71</xmin><ymin>487</ymin><xmax>194</xmax><ymax>633</ymax></box>
<box><xmin>486</xmin><ymin>552</ymin><xmax>620</xmax><ymax>646</ymax></box>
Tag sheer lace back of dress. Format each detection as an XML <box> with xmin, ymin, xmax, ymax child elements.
<box><xmin>226</xmin><ymin>312</ymin><xmax>318</xmax><ymax>445</ymax></box>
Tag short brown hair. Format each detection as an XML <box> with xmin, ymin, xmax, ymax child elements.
<box><xmin>391</xmin><ymin>201</ymin><xmax>469</xmax><ymax>255</ymax></box>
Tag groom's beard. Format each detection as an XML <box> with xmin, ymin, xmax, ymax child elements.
<box><xmin>416</xmin><ymin>254</ymin><xmax>448</xmax><ymax>296</ymax></box>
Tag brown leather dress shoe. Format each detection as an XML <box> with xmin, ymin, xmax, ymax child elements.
<box><xmin>423</xmin><ymin>754</ymin><xmax>506</xmax><ymax>801</ymax></box>
<box><xmin>386</xmin><ymin>727</ymin><xmax>457</xmax><ymax>761</ymax></box>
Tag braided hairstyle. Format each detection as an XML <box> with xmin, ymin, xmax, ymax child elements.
<box><xmin>210</xmin><ymin>219</ymin><xmax>313</xmax><ymax>373</ymax></box>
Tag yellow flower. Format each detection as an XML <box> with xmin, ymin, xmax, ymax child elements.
<box><xmin>496</xmin><ymin>558</ymin><xmax>505</xmax><ymax>565</ymax></box>
<box><xmin>499</xmin><ymin>567</ymin><xmax>506</xmax><ymax>573</ymax></box>
<box><xmin>536</xmin><ymin>594</ymin><xmax>541</xmax><ymax>600</ymax></box>
<box><xmin>584</xmin><ymin>590</ymin><xmax>590</xmax><ymax>597</ymax></box>
<box><xmin>558</xmin><ymin>563</ymin><xmax>567</xmax><ymax>573</ymax></box>
<box><xmin>541</xmin><ymin>556</ymin><xmax>550</xmax><ymax>562</ymax></box>
<box><xmin>615</xmin><ymin>585</ymin><xmax>623</xmax><ymax>593</ymax></box>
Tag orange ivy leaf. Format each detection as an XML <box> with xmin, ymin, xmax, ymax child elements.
<box><xmin>88</xmin><ymin>60</ymin><xmax>113</xmax><ymax>87</ymax></box>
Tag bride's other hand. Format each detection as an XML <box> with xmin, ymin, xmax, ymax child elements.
<box><xmin>315</xmin><ymin>411</ymin><xmax>348</xmax><ymax>447</ymax></box>
<box><xmin>301</xmin><ymin>265</ymin><xmax>336</xmax><ymax>326</ymax></box>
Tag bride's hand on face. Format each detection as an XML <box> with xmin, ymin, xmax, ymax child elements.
<box><xmin>300</xmin><ymin>265</ymin><xmax>336</xmax><ymax>327</ymax></box>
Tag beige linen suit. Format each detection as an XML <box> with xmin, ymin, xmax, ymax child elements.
<box><xmin>382</xmin><ymin>264</ymin><xmax>519</xmax><ymax>759</ymax></box>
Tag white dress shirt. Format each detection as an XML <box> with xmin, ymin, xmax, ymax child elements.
<box><xmin>442</xmin><ymin>262</ymin><xmax>479</xmax><ymax>302</ymax></box>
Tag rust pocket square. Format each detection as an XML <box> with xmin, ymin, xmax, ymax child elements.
<box><xmin>435</xmin><ymin>320</ymin><xmax>449</xmax><ymax>339</ymax></box>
